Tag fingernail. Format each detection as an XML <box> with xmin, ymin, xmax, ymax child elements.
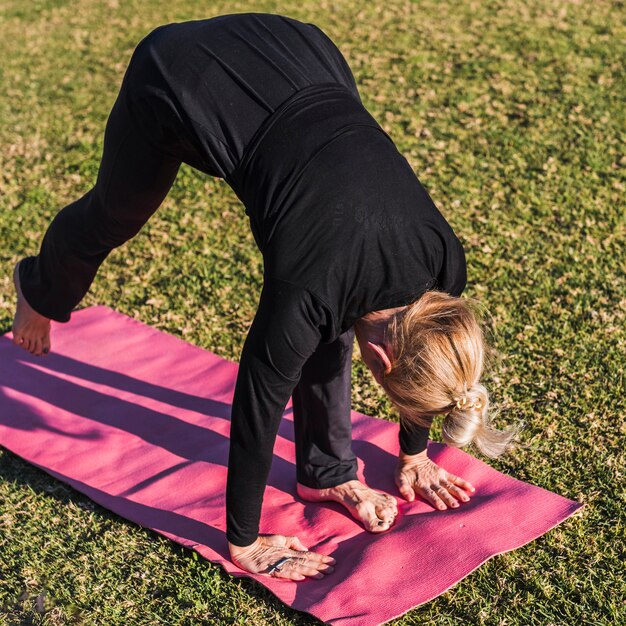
<box><xmin>378</xmin><ymin>520</ymin><xmax>385</xmax><ymax>526</ymax></box>
<box><xmin>43</xmin><ymin>348</ymin><xmax>49</xmax><ymax>354</ymax></box>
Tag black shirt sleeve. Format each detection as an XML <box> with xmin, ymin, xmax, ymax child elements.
<box><xmin>398</xmin><ymin>419</ymin><xmax>431</xmax><ymax>455</ymax></box>
<box><xmin>225</xmin><ymin>277</ymin><xmax>331</xmax><ymax>546</ymax></box>
<box><xmin>436</xmin><ymin>231</ymin><xmax>467</xmax><ymax>297</ymax></box>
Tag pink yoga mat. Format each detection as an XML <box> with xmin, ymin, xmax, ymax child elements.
<box><xmin>0</xmin><ymin>305</ymin><xmax>582</xmax><ymax>625</ymax></box>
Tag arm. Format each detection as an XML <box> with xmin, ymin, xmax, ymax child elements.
<box><xmin>225</xmin><ymin>278</ymin><xmax>336</xmax><ymax>579</ymax></box>
<box><xmin>398</xmin><ymin>418</ymin><xmax>430</xmax><ymax>456</ymax></box>
<box><xmin>395</xmin><ymin>414</ymin><xmax>475</xmax><ymax>508</ymax></box>
<box><xmin>226</xmin><ymin>278</ymin><xmax>326</xmax><ymax>545</ymax></box>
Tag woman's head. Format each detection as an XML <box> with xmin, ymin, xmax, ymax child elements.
<box><xmin>380</xmin><ymin>290</ymin><xmax>519</xmax><ymax>458</ymax></box>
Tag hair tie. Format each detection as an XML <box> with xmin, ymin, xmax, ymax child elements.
<box><xmin>455</xmin><ymin>397</ymin><xmax>482</xmax><ymax>411</ymax></box>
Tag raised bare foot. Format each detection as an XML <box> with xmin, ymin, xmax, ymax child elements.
<box><xmin>12</xmin><ymin>260</ymin><xmax>51</xmax><ymax>356</ymax></box>
<box><xmin>297</xmin><ymin>479</ymin><xmax>398</xmax><ymax>532</ymax></box>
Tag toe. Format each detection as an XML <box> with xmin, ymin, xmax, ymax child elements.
<box><xmin>370</xmin><ymin>517</ymin><xmax>392</xmax><ymax>532</ymax></box>
<box><xmin>28</xmin><ymin>337</ymin><xmax>39</xmax><ymax>354</ymax></box>
<box><xmin>375</xmin><ymin>496</ymin><xmax>397</xmax><ymax>523</ymax></box>
<box><xmin>385</xmin><ymin>494</ymin><xmax>398</xmax><ymax>515</ymax></box>
<box><xmin>41</xmin><ymin>330</ymin><xmax>51</xmax><ymax>355</ymax></box>
<box><xmin>33</xmin><ymin>337</ymin><xmax>43</xmax><ymax>356</ymax></box>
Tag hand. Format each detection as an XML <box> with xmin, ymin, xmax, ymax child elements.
<box><xmin>229</xmin><ymin>534</ymin><xmax>336</xmax><ymax>581</ymax></box>
<box><xmin>394</xmin><ymin>450</ymin><xmax>475</xmax><ymax>510</ymax></box>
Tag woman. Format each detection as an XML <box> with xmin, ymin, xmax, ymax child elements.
<box><xmin>11</xmin><ymin>13</ymin><xmax>519</xmax><ymax>581</ymax></box>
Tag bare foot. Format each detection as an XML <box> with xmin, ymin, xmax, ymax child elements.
<box><xmin>297</xmin><ymin>479</ymin><xmax>398</xmax><ymax>532</ymax></box>
<box><xmin>12</xmin><ymin>260</ymin><xmax>51</xmax><ymax>356</ymax></box>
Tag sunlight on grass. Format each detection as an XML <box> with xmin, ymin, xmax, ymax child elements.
<box><xmin>1</xmin><ymin>0</ymin><xmax>624</xmax><ymax>623</ymax></box>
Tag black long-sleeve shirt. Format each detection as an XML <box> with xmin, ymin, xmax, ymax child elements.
<box><xmin>224</xmin><ymin>83</ymin><xmax>466</xmax><ymax>545</ymax></box>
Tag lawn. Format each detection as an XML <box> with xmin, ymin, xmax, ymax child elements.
<box><xmin>0</xmin><ymin>0</ymin><xmax>624</xmax><ymax>624</ymax></box>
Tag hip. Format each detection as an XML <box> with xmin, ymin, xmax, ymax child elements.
<box><xmin>121</xmin><ymin>13</ymin><xmax>361</xmax><ymax>177</ymax></box>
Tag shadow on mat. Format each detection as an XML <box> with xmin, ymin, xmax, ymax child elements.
<box><xmin>0</xmin><ymin>450</ymin><xmax>324</xmax><ymax>625</ymax></box>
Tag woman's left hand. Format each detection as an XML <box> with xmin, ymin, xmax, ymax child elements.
<box><xmin>394</xmin><ymin>450</ymin><xmax>475</xmax><ymax>510</ymax></box>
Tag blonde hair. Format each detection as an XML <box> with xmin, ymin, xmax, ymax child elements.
<box><xmin>382</xmin><ymin>290</ymin><xmax>520</xmax><ymax>458</ymax></box>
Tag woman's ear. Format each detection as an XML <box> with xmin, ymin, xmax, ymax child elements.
<box><xmin>367</xmin><ymin>341</ymin><xmax>392</xmax><ymax>375</ymax></box>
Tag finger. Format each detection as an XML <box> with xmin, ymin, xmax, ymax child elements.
<box><xmin>315</xmin><ymin>562</ymin><xmax>335</xmax><ymax>573</ymax></box>
<box><xmin>275</xmin><ymin>559</ymin><xmax>329</xmax><ymax>580</ymax></box>
<box><xmin>285</xmin><ymin>535</ymin><xmax>308</xmax><ymax>552</ymax></box>
<box><xmin>12</xmin><ymin>332</ymin><xmax>23</xmax><ymax>347</ymax></box>
<box><xmin>448</xmin><ymin>473</ymin><xmax>475</xmax><ymax>492</ymax></box>
<box><xmin>444</xmin><ymin>481</ymin><xmax>470</xmax><ymax>503</ymax></box>
<box><xmin>272</xmin><ymin>568</ymin><xmax>306</xmax><ymax>581</ymax></box>
<box><xmin>293</xmin><ymin>558</ymin><xmax>334</xmax><ymax>575</ymax></box>
<box><xmin>422</xmin><ymin>486</ymin><xmax>447</xmax><ymax>510</ymax></box>
<box><xmin>295</xmin><ymin>550</ymin><xmax>336</xmax><ymax>565</ymax></box>
<box><xmin>434</xmin><ymin>485</ymin><xmax>460</xmax><ymax>508</ymax></box>
<box><xmin>396</xmin><ymin>472</ymin><xmax>416</xmax><ymax>502</ymax></box>
<box><xmin>292</xmin><ymin>559</ymin><xmax>333</xmax><ymax>578</ymax></box>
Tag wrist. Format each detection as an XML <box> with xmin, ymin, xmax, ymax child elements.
<box><xmin>398</xmin><ymin>448</ymin><xmax>429</xmax><ymax>465</ymax></box>
<box><xmin>228</xmin><ymin>536</ymin><xmax>260</xmax><ymax>556</ymax></box>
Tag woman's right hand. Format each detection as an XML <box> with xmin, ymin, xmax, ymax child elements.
<box><xmin>229</xmin><ymin>534</ymin><xmax>336</xmax><ymax>581</ymax></box>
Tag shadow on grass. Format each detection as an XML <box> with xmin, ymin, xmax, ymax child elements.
<box><xmin>0</xmin><ymin>450</ymin><xmax>324</xmax><ymax>625</ymax></box>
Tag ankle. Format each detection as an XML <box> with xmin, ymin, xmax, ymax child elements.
<box><xmin>297</xmin><ymin>479</ymin><xmax>357</xmax><ymax>503</ymax></box>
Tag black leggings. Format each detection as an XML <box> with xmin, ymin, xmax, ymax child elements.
<box><xmin>18</xmin><ymin>14</ymin><xmax>358</xmax><ymax>489</ymax></box>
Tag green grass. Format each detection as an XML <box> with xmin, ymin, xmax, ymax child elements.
<box><xmin>0</xmin><ymin>0</ymin><xmax>624</xmax><ymax>623</ymax></box>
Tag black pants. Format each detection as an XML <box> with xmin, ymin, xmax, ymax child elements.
<box><xmin>18</xmin><ymin>14</ymin><xmax>358</xmax><ymax>489</ymax></box>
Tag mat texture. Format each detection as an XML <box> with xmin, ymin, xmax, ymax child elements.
<box><xmin>0</xmin><ymin>305</ymin><xmax>582</xmax><ymax>625</ymax></box>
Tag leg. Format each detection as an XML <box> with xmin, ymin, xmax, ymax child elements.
<box><xmin>291</xmin><ymin>326</ymin><xmax>358</xmax><ymax>488</ymax></box>
<box><xmin>293</xmin><ymin>327</ymin><xmax>399</xmax><ymax>532</ymax></box>
<box><xmin>13</xmin><ymin>60</ymin><xmax>181</xmax><ymax>354</ymax></box>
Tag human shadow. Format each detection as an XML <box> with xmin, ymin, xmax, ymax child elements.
<box><xmin>0</xmin><ymin>343</ymin><xmax>297</xmax><ymax>497</ymax></box>
<box><xmin>0</xmin><ymin>451</ymin><xmax>323</xmax><ymax>624</ymax></box>
<box><xmin>0</xmin><ymin>336</ymin><xmax>298</xmax><ymax>443</ymax></box>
